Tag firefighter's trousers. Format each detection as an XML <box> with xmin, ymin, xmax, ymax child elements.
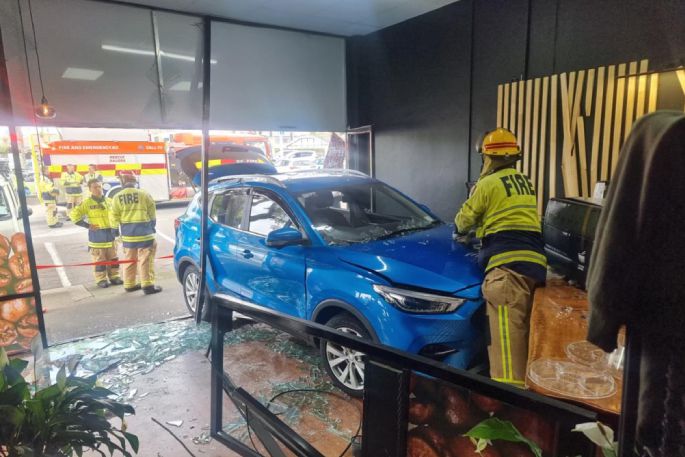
<box><xmin>44</xmin><ymin>202</ymin><xmax>58</xmax><ymax>226</ymax></box>
<box><xmin>90</xmin><ymin>245</ymin><xmax>120</xmax><ymax>283</ymax></box>
<box><xmin>482</xmin><ymin>266</ymin><xmax>536</xmax><ymax>387</ymax></box>
<box><xmin>122</xmin><ymin>240</ymin><xmax>156</xmax><ymax>288</ymax></box>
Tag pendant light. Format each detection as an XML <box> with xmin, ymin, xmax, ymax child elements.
<box><xmin>26</xmin><ymin>0</ymin><xmax>56</xmax><ymax>119</ymax></box>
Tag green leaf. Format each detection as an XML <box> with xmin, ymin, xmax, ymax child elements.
<box><xmin>57</xmin><ymin>365</ymin><xmax>67</xmax><ymax>390</ymax></box>
<box><xmin>67</xmin><ymin>356</ymin><xmax>82</xmax><ymax>377</ymax></box>
<box><xmin>474</xmin><ymin>437</ymin><xmax>490</xmax><ymax>453</ymax></box>
<box><xmin>0</xmin><ymin>347</ymin><xmax>9</xmax><ymax>369</ymax></box>
<box><xmin>3</xmin><ymin>364</ymin><xmax>27</xmax><ymax>387</ymax></box>
<box><xmin>30</xmin><ymin>335</ymin><xmax>44</xmax><ymax>361</ymax></box>
<box><xmin>465</xmin><ymin>417</ymin><xmax>543</xmax><ymax>457</ymax></box>
<box><xmin>34</xmin><ymin>384</ymin><xmax>63</xmax><ymax>401</ymax></box>
<box><xmin>0</xmin><ymin>381</ymin><xmax>31</xmax><ymax>406</ymax></box>
<box><xmin>123</xmin><ymin>431</ymin><xmax>140</xmax><ymax>453</ymax></box>
<box><xmin>9</xmin><ymin>357</ymin><xmax>29</xmax><ymax>373</ymax></box>
<box><xmin>25</xmin><ymin>398</ymin><xmax>46</xmax><ymax>427</ymax></box>
<box><xmin>0</xmin><ymin>404</ymin><xmax>25</xmax><ymax>425</ymax></box>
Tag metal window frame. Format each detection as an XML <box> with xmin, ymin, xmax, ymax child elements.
<box><xmin>0</xmin><ymin>22</ymin><xmax>48</xmax><ymax>349</ymax></box>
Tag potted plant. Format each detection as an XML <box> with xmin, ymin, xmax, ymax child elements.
<box><xmin>0</xmin><ymin>347</ymin><xmax>139</xmax><ymax>457</ymax></box>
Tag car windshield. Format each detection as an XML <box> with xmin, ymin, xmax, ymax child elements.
<box><xmin>295</xmin><ymin>182</ymin><xmax>440</xmax><ymax>245</ymax></box>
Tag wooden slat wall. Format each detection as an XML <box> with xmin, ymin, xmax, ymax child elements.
<box><xmin>489</xmin><ymin>59</ymin><xmax>685</xmax><ymax>212</ymax></box>
<box><xmin>538</xmin><ymin>77</ymin><xmax>549</xmax><ymax>214</ymax></box>
<box><xmin>601</xmin><ymin>65</ymin><xmax>616</xmax><ymax>182</ymax></box>
<box><xmin>549</xmin><ymin>75</ymin><xmax>558</xmax><ymax>200</ymax></box>
<box><xmin>610</xmin><ymin>63</ymin><xmax>628</xmax><ymax>175</ymax></box>
<box><xmin>590</xmin><ymin>67</ymin><xmax>605</xmax><ymax>191</ymax></box>
<box><xmin>523</xmin><ymin>80</ymin><xmax>533</xmax><ymax>177</ymax></box>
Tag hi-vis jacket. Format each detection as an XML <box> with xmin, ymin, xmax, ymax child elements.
<box><xmin>83</xmin><ymin>172</ymin><xmax>103</xmax><ymax>184</ymax></box>
<box><xmin>456</xmin><ymin>167</ymin><xmax>546</xmax><ymax>282</ymax></box>
<box><xmin>38</xmin><ymin>178</ymin><xmax>58</xmax><ymax>203</ymax></box>
<box><xmin>70</xmin><ymin>196</ymin><xmax>116</xmax><ymax>248</ymax></box>
<box><xmin>60</xmin><ymin>171</ymin><xmax>84</xmax><ymax>196</ymax></box>
<box><xmin>110</xmin><ymin>186</ymin><xmax>156</xmax><ymax>248</ymax></box>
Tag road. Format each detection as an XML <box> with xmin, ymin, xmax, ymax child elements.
<box><xmin>27</xmin><ymin>202</ymin><xmax>191</xmax><ymax>344</ymax></box>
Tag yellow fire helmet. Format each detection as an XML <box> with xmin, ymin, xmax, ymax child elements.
<box><xmin>479</xmin><ymin>128</ymin><xmax>521</xmax><ymax>157</ymax></box>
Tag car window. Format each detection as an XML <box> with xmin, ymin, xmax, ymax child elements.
<box><xmin>211</xmin><ymin>189</ymin><xmax>249</xmax><ymax>229</ymax></box>
<box><xmin>224</xmin><ymin>190</ymin><xmax>250</xmax><ymax>228</ymax></box>
<box><xmin>248</xmin><ymin>192</ymin><xmax>293</xmax><ymax>236</ymax></box>
<box><xmin>296</xmin><ymin>182</ymin><xmax>439</xmax><ymax>245</ymax></box>
<box><xmin>209</xmin><ymin>193</ymin><xmax>226</xmax><ymax>222</ymax></box>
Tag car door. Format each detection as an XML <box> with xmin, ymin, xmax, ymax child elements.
<box><xmin>231</xmin><ymin>188</ymin><xmax>307</xmax><ymax>317</ymax></box>
<box><xmin>207</xmin><ymin>188</ymin><xmax>251</xmax><ymax>298</ymax></box>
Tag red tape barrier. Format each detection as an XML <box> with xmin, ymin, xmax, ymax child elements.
<box><xmin>36</xmin><ymin>255</ymin><xmax>174</xmax><ymax>269</ymax></box>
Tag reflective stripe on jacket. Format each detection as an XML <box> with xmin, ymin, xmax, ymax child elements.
<box><xmin>70</xmin><ymin>196</ymin><xmax>116</xmax><ymax>248</ymax></box>
<box><xmin>38</xmin><ymin>178</ymin><xmax>57</xmax><ymax>203</ymax></box>
<box><xmin>83</xmin><ymin>172</ymin><xmax>103</xmax><ymax>184</ymax></box>
<box><xmin>61</xmin><ymin>172</ymin><xmax>83</xmax><ymax>195</ymax></box>
<box><xmin>110</xmin><ymin>187</ymin><xmax>156</xmax><ymax>248</ymax></box>
<box><xmin>455</xmin><ymin>167</ymin><xmax>546</xmax><ymax>278</ymax></box>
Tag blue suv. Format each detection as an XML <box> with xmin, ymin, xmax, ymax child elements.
<box><xmin>174</xmin><ymin>170</ymin><xmax>485</xmax><ymax>395</ymax></box>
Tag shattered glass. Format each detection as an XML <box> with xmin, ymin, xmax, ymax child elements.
<box><xmin>31</xmin><ymin>317</ymin><xmax>360</xmax><ymax>451</ymax></box>
<box><xmin>34</xmin><ymin>318</ymin><xmax>212</xmax><ymax>399</ymax></box>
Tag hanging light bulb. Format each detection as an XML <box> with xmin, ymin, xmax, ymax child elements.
<box><xmin>35</xmin><ymin>95</ymin><xmax>56</xmax><ymax>119</ymax></box>
<box><xmin>22</xmin><ymin>0</ymin><xmax>56</xmax><ymax>120</ymax></box>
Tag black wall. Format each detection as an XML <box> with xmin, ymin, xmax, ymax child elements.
<box><xmin>346</xmin><ymin>0</ymin><xmax>473</xmax><ymax>219</ymax></box>
<box><xmin>347</xmin><ymin>0</ymin><xmax>685</xmax><ymax>220</ymax></box>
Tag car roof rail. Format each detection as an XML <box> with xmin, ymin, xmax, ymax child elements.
<box><xmin>328</xmin><ymin>168</ymin><xmax>368</xmax><ymax>177</ymax></box>
<box><xmin>210</xmin><ymin>174</ymin><xmax>285</xmax><ymax>187</ymax></box>
<box><xmin>279</xmin><ymin>168</ymin><xmax>370</xmax><ymax>178</ymax></box>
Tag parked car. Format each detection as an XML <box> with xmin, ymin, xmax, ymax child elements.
<box><xmin>0</xmin><ymin>176</ymin><xmax>30</xmax><ymax>234</ymax></box>
<box><xmin>279</xmin><ymin>136</ymin><xmax>328</xmax><ymax>155</ymax></box>
<box><xmin>284</xmin><ymin>150</ymin><xmax>318</xmax><ymax>161</ymax></box>
<box><xmin>174</xmin><ymin>170</ymin><xmax>485</xmax><ymax>395</ymax></box>
<box><xmin>275</xmin><ymin>156</ymin><xmax>318</xmax><ymax>172</ymax></box>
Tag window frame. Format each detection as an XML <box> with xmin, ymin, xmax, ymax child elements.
<box><xmin>245</xmin><ymin>187</ymin><xmax>305</xmax><ymax>240</ymax></box>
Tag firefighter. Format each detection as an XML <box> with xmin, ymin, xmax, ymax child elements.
<box><xmin>110</xmin><ymin>171</ymin><xmax>162</xmax><ymax>295</ymax></box>
<box><xmin>71</xmin><ymin>179</ymin><xmax>123</xmax><ymax>288</ymax></box>
<box><xmin>454</xmin><ymin>128</ymin><xmax>546</xmax><ymax>387</ymax></box>
<box><xmin>60</xmin><ymin>164</ymin><xmax>84</xmax><ymax>210</ymax></box>
<box><xmin>84</xmin><ymin>164</ymin><xmax>103</xmax><ymax>198</ymax></box>
<box><xmin>84</xmin><ymin>164</ymin><xmax>103</xmax><ymax>184</ymax></box>
<box><xmin>39</xmin><ymin>166</ymin><xmax>62</xmax><ymax>228</ymax></box>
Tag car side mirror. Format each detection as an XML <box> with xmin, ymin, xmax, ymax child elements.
<box><xmin>266</xmin><ymin>226</ymin><xmax>304</xmax><ymax>247</ymax></box>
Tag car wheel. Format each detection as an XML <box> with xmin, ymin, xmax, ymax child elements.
<box><xmin>320</xmin><ymin>314</ymin><xmax>370</xmax><ymax>397</ymax></box>
<box><xmin>182</xmin><ymin>265</ymin><xmax>201</xmax><ymax>315</ymax></box>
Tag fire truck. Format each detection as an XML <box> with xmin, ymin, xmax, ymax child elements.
<box><xmin>43</xmin><ymin>141</ymin><xmax>170</xmax><ymax>202</ymax></box>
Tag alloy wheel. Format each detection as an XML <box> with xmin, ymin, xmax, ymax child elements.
<box><xmin>324</xmin><ymin>327</ymin><xmax>365</xmax><ymax>391</ymax></box>
<box><xmin>184</xmin><ymin>270</ymin><xmax>199</xmax><ymax>313</ymax></box>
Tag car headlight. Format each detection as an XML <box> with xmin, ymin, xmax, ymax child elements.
<box><xmin>373</xmin><ymin>284</ymin><xmax>466</xmax><ymax>314</ymax></box>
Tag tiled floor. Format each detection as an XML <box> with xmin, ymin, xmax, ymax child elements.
<box><xmin>30</xmin><ymin>319</ymin><xmax>361</xmax><ymax>456</ymax></box>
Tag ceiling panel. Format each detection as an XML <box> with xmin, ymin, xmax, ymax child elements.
<box><xmin>116</xmin><ymin>0</ymin><xmax>460</xmax><ymax>36</ymax></box>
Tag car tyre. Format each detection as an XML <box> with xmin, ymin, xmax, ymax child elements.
<box><xmin>320</xmin><ymin>313</ymin><xmax>370</xmax><ymax>397</ymax></box>
<box><xmin>182</xmin><ymin>265</ymin><xmax>204</xmax><ymax>316</ymax></box>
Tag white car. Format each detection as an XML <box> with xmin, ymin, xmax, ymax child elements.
<box><xmin>0</xmin><ymin>176</ymin><xmax>27</xmax><ymax>234</ymax></box>
<box><xmin>275</xmin><ymin>157</ymin><xmax>318</xmax><ymax>173</ymax></box>
<box><xmin>283</xmin><ymin>150</ymin><xmax>318</xmax><ymax>161</ymax></box>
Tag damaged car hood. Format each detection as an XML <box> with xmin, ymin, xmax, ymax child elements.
<box><xmin>337</xmin><ymin>224</ymin><xmax>483</xmax><ymax>295</ymax></box>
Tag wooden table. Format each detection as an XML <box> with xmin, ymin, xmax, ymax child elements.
<box><xmin>526</xmin><ymin>278</ymin><xmax>622</xmax><ymax>415</ymax></box>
